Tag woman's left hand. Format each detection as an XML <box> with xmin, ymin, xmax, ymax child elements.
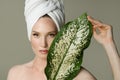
<box><xmin>88</xmin><ymin>16</ymin><xmax>120</xmax><ymax>80</ymax></box>
<box><xmin>87</xmin><ymin>16</ymin><xmax>113</xmax><ymax>45</ymax></box>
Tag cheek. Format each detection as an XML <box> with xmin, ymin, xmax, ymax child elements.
<box><xmin>31</xmin><ymin>39</ymin><xmax>39</xmax><ymax>50</ymax></box>
<box><xmin>47</xmin><ymin>38</ymin><xmax>55</xmax><ymax>48</ymax></box>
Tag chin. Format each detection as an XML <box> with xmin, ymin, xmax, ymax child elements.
<box><xmin>37</xmin><ymin>54</ymin><xmax>47</xmax><ymax>60</ymax></box>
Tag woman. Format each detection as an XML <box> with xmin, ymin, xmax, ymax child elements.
<box><xmin>7</xmin><ymin>0</ymin><xmax>120</xmax><ymax>80</ymax></box>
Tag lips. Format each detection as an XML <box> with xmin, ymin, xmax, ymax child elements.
<box><xmin>39</xmin><ymin>50</ymin><xmax>48</xmax><ymax>54</ymax></box>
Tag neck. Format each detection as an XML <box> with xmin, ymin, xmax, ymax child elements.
<box><xmin>32</xmin><ymin>56</ymin><xmax>47</xmax><ymax>72</ymax></box>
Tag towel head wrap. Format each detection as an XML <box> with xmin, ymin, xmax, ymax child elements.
<box><xmin>24</xmin><ymin>0</ymin><xmax>65</xmax><ymax>40</ymax></box>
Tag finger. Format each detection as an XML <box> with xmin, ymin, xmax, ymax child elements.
<box><xmin>87</xmin><ymin>16</ymin><xmax>102</xmax><ymax>25</ymax></box>
<box><xmin>93</xmin><ymin>25</ymin><xmax>105</xmax><ymax>33</ymax></box>
<box><xmin>88</xmin><ymin>16</ymin><xmax>111</xmax><ymax>30</ymax></box>
<box><xmin>93</xmin><ymin>22</ymin><xmax>111</xmax><ymax>31</ymax></box>
<box><xmin>97</xmin><ymin>24</ymin><xmax>111</xmax><ymax>31</ymax></box>
<box><xmin>93</xmin><ymin>27</ymin><xmax>99</xmax><ymax>39</ymax></box>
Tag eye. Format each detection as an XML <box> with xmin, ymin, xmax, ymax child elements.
<box><xmin>33</xmin><ymin>33</ymin><xmax>39</xmax><ymax>38</ymax></box>
<box><xmin>49</xmin><ymin>33</ymin><xmax>57</xmax><ymax>38</ymax></box>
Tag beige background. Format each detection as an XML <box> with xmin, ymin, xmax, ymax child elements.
<box><xmin>0</xmin><ymin>0</ymin><xmax>120</xmax><ymax>80</ymax></box>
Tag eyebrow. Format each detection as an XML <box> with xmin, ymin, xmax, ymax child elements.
<box><xmin>32</xmin><ymin>31</ymin><xmax>38</xmax><ymax>33</ymax></box>
<box><xmin>32</xmin><ymin>30</ymin><xmax>57</xmax><ymax>33</ymax></box>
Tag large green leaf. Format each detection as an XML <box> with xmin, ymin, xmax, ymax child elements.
<box><xmin>45</xmin><ymin>13</ymin><xmax>93</xmax><ymax>80</ymax></box>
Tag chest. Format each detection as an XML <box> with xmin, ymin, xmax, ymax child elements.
<box><xmin>17</xmin><ymin>70</ymin><xmax>47</xmax><ymax>80</ymax></box>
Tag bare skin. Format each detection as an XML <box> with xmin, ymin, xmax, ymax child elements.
<box><xmin>88</xmin><ymin>16</ymin><xmax>120</xmax><ymax>80</ymax></box>
<box><xmin>7</xmin><ymin>16</ymin><xmax>120</xmax><ymax>80</ymax></box>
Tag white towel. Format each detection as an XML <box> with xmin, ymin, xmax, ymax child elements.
<box><xmin>24</xmin><ymin>0</ymin><xmax>65</xmax><ymax>40</ymax></box>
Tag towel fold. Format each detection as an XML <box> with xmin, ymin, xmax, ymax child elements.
<box><xmin>24</xmin><ymin>0</ymin><xmax>65</xmax><ymax>40</ymax></box>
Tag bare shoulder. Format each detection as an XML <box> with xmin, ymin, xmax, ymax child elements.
<box><xmin>7</xmin><ymin>61</ymin><xmax>33</xmax><ymax>80</ymax></box>
<box><xmin>7</xmin><ymin>65</ymin><xmax>24</xmax><ymax>80</ymax></box>
<box><xmin>74</xmin><ymin>67</ymin><xmax>97</xmax><ymax>80</ymax></box>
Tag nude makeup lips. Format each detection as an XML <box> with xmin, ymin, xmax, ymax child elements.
<box><xmin>39</xmin><ymin>50</ymin><xmax>48</xmax><ymax>54</ymax></box>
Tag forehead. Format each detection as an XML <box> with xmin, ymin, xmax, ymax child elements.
<box><xmin>32</xmin><ymin>17</ymin><xmax>58</xmax><ymax>32</ymax></box>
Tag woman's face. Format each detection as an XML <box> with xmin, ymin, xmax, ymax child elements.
<box><xmin>31</xmin><ymin>16</ymin><xmax>58</xmax><ymax>59</ymax></box>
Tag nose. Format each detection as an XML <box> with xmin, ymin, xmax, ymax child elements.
<box><xmin>40</xmin><ymin>36</ymin><xmax>48</xmax><ymax>48</ymax></box>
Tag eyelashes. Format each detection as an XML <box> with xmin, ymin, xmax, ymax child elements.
<box><xmin>32</xmin><ymin>33</ymin><xmax>39</xmax><ymax>38</ymax></box>
<box><xmin>48</xmin><ymin>33</ymin><xmax>57</xmax><ymax>38</ymax></box>
<box><xmin>32</xmin><ymin>33</ymin><xmax>57</xmax><ymax>38</ymax></box>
